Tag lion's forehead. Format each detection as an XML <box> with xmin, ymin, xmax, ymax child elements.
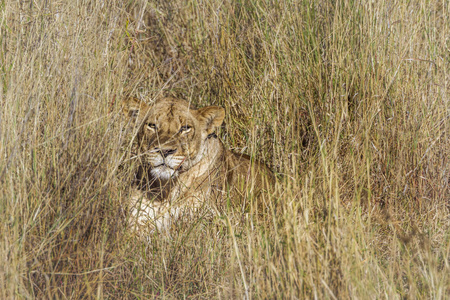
<box><xmin>153</xmin><ymin>98</ymin><xmax>196</xmax><ymax>114</ymax></box>
<box><xmin>142</xmin><ymin>104</ymin><xmax>199</xmax><ymax>127</ymax></box>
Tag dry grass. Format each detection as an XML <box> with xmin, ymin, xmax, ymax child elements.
<box><xmin>1</xmin><ymin>0</ymin><xmax>448</xmax><ymax>298</ymax></box>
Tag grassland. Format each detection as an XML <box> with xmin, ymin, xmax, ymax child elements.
<box><xmin>0</xmin><ymin>0</ymin><xmax>448</xmax><ymax>298</ymax></box>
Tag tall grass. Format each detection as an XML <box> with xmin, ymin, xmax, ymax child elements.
<box><xmin>1</xmin><ymin>0</ymin><xmax>448</xmax><ymax>298</ymax></box>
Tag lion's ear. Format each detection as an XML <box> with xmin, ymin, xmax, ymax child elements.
<box><xmin>197</xmin><ymin>106</ymin><xmax>225</xmax><ymax>134</ymax></box>
<box><xmin>121</xmin><ymin>98</ymin><xmax>148</xmax><ymax>119</ymax></box>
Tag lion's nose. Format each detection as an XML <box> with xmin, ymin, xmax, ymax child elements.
<box><xmin>160</xmin><ymin>149</ymin><xmax>177</xmax><ymax>158</ymax></box>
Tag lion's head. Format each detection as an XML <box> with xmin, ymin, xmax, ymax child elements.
<box><xmin>122</xmin><ymin>97</ymin><xmax>225</xmax><ymax>180</ymax></box>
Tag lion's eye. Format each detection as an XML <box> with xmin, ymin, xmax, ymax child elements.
<box><xmin>146</xmin><ymin>123</ymin><xmax>157</xmax><ymax>131</ymax></box>
<box><xmin>179</xmin><ymin>125</ymin><xmax>192</xmax><ymax>133</ymax></box>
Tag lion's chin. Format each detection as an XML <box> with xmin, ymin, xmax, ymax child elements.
<box><xmin>150</xmin><ymin>165</ymin><xmax>178</xmax><ymax>180</ymax></box>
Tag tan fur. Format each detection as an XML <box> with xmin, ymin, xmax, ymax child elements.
<box><xmin>122</xmin><ymin>97</ymin><xmax>274</xmax><ymax>232</ymax></box>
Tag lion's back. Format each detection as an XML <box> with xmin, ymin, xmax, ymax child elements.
<box><xmin>223</xmin><ymin>150</ymin><xmax>275</xmax><ymax>192</ymax></box>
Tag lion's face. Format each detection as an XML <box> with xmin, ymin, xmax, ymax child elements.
<box><xmin>123</xmin><ymin>97</ymin><xmax>225</xmax><ymax>180</ymax></box>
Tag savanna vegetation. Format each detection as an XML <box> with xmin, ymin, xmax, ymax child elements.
<box><xmin>0</xmin><ymin>0</ymin><xmax>448</xmax><ymax>298</ymax></box>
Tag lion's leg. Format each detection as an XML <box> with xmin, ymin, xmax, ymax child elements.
<box><xmin>129</xmin><ymin>189</ymin><xmax>183</xmax><ymax>234</ymax></box>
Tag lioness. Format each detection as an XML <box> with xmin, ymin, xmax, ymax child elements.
<box><xmin>122</xmin><ymin>97</ymin><xmax>273</xmax><ymax>232</ymax></box>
